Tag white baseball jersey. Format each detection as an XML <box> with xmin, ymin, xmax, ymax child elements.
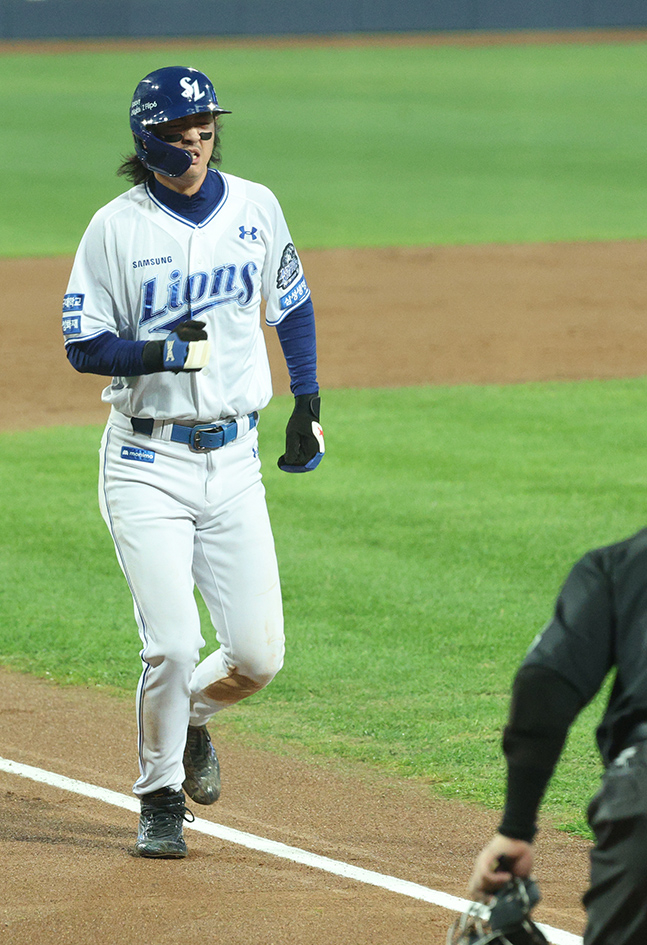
<box><xmin>63</xmin><ymin>169</ymin><xmax>311</xmax><ymax>422</ymax></box>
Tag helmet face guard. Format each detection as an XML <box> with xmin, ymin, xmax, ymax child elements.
<box><xmin>130</xmin><ymin>66</ymin><xmax>232</xmax><ymax>178</ymax></box>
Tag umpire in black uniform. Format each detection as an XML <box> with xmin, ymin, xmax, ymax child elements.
<box><xmin>468</xmin><ymin>528</ymin><xmax>647</xmax><ymax>944</ymax></box>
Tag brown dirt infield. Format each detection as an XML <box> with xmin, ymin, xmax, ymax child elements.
<box><xmin>5</xmin><ymin>236</ymin><xmax>647</xmax><ymax>943</ymax></box>
<box><xmin>4</xmin><ymin>240</ymin><xmax>647</xmax><ymax>430</ymax></box>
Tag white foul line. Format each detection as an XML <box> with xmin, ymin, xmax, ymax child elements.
<box><xmin>0</xmin><ymin>756</ymin><xmax>582</xmax><ymax>945</ymax></box>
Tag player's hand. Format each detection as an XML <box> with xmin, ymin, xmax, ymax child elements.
<box><xmin>143</xmin><ymin>320</ymin><xmax>210</xmax><ymax>373</ymax></box>
<box><xmin>468</xmin><ymin>833</ymin><xmax>534</xmax><ymax>903</ymax></box>
<box><xmin>163</xmin><ymin>320</ymin><xmax>210</xmax><ymax>372</ymax></box>
<box><xmin>278</xmin><ymin>393</ymin><xmax>325</xmax><ymax>473</ymax></box>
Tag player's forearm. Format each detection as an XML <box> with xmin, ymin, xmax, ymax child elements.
<box><xmin>275</xmin><ymin>299</ymin><xmax>318</xmax><ymax>396</ymax></box>
<box><xmin>67</xmin><ymin>324</ymin><xmax>210</xmax><ymax>377</ymax></box>
<box><xmin>66</xmin><ymin>331</ymin><xmax>150</xmax><ymax>376</ymax></box>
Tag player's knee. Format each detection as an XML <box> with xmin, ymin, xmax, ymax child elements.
<box><xmin>236</xmin><ymin>651</ymin><xmax>283</xmax><ymax>690</ymax></box>
<box><xmin>238</xmin><ymin>641</ymin><xmax>284</xmax><ymax>687</ymax></box>
<box><xmin>202</xmin><ymin>652</ymin><xmax>282</xmax><ymax>706</ymax></box>
<box><xmin>227</xmin><ymin>628</ymin><xmax>284</xmax><ymax>687</ymax></box>
<box><xmin>248</xmin><ymin>662</ymin><xmax>281</xmax><ymax>691</ymax></box>
<box><xmin>144</xmin><ymin>637</ymin><xmax>202</xmax><ymax>670</ymax></box>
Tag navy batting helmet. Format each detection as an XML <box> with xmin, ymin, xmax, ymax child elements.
<box><xmin>130</xmin><ymin>66</ymin><xmax>231</xmax><ymax>178</ymax></box>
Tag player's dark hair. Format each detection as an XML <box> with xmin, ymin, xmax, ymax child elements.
<box><xmin>117</xmin><ymin>120</ymin><xmax>223</xmax><ymax>185</ymax></box>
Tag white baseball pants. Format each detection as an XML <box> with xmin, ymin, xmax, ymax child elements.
<box><xmin>99</xmin><ymin>410</ymin><xmax>285</xmax><ymax>796</ymax></box>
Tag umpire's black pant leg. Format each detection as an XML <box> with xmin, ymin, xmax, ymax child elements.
<box><xmin>584</xmin><ymin>744</ymin><xmax>647</xmax><ymax>945</ymax></box>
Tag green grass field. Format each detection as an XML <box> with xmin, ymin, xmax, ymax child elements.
<box><xmin>1</xmin><ymin>38</ymin><xmax>647</xmax><ymax>254</ymax></box>
<box><xmin>2</xmin><ymin>36</ymin><xmax>647</xmax><ymax>838</ymax></box>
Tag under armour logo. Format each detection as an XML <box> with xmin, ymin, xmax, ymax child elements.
<box><xmin>180</xmin><ymin>76</ymin><xmax>206</xmax><ymax>102</ymax></box>
<box><xmin>252</xmin><ymin>447</ymin><xmax>259</xmax><ymax>459</ymax></box>
<box><xmin>165</xmin><ymin>340</ymin><xmax>175</xmax><ymax>361</ymax></box>
<box><xmin>239</xmin><ymin>226</ymin><xmax>258</xmax><ymax>241</ymax></box>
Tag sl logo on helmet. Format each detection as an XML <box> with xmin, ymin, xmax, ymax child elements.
<box><xmin>180</xmin><ymin>76</ymin><xmax>206</xmax><ymax>102</ymax></box>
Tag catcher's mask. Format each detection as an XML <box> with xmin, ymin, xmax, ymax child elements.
<box><xmin>129</xmin><ymin>66</ymin><xmax>231</xmax><ymax>178</ymax></box>
<box><xmin>447</xmin><ymin>878</ymin><xmax>549</xmax><ymax>945</ymax></box>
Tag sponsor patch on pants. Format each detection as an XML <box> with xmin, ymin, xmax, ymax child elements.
<box><xmin>121</xmin><ymin>446</ymin><xmax>155</xmax><ymax>463</ymax></box>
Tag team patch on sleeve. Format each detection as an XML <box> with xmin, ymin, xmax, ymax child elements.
<box><xmin>279</xmin><ymin>275</ymin><xmax>310</xmax><ymax>311</ymax></box>
<box><xmin>63</xmin><ymin>292</ymin><xmax>85</xmax><ymax>313</ymax></box>
<box><xmin>276</xmin><ymin>243</ymin><xmax>300</xmax><ymax>290</ymax></box>
<box><xmin>121</xmin><ymin>446</ymin><xmax>155</xmax><ymax>463</ymax></box>
<box><xmin>62</xmin><ymin>314</ymin><xmax>82</xmax><ymax>336</ymax></box>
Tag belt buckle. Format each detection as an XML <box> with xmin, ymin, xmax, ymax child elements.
<box><xmin>188</xmin><ymin>423</ymin><xmax>222</xmax><ymax>453</ymax></box>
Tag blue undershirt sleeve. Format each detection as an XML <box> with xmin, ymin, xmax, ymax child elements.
<box><xmin>275</xmin><ymin>299</ymin><xmax>318</xmax><ymax>396</ymax></box>
<box><xmin>66</xmin><ymin>331</ymin><xmax>150</xmax><ymax>376</ymax></box>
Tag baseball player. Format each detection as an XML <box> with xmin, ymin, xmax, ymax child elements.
<box><xmin>467</xmin><ymin>527</ymin><xmax>647</xmax><ymax>944</ymax></box>
<box><xmin>62</xmin><ymin>66</ymin><xmax>325</xmax><ymax>858</ymax></box>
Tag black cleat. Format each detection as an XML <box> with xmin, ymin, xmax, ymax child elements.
<box><xmin>134</xmin><ymin>787</ymin><xmax>193</xmax><ymax>859</ymax></box>
<box><xmin>182</xmin><ymin>724</ymin><xmax>221</xmax><ymax>805</ymax></box>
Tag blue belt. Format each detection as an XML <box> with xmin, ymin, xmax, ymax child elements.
<box><xmin>130</xmin><ymin>413</ymin><xmax>258</xmax><ymax>452</ymax></box>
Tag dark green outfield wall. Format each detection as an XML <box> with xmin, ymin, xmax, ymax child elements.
<box><xmin>1</xmin><ymin>0</ymin><xmax>646</xmax><ymax>41</ymax></box>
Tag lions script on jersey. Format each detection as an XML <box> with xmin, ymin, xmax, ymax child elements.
<box><xmin>62</xmin><ymin>173</ymin><xmax>309</xmax><ymax>419</ymax></box>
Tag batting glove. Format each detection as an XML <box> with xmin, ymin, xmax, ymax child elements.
<box><xmin>278</xmin><ymin>393</ymin><xmax>325</xmax><ymax>473</ymax></box>
<box><xmin>143</xmin><ymin>319</ymin><xmax>211</xmax><ymax>373</ymax></box>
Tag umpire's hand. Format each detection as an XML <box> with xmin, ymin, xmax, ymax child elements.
<box><xmin>278</xmin><ymin>393</ymin><xmax>325</xmax><ymax>473</ymax></box>
<box><xmin>468</xmin><ymin>833</ymin><xmax>534</xmax><ymax>902</ymax></box>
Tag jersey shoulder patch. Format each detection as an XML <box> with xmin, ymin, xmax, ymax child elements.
<box><xmin>276</xmin><ymin>243</ymin><xmax>300</xmax><ymax>290</ymax></box>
